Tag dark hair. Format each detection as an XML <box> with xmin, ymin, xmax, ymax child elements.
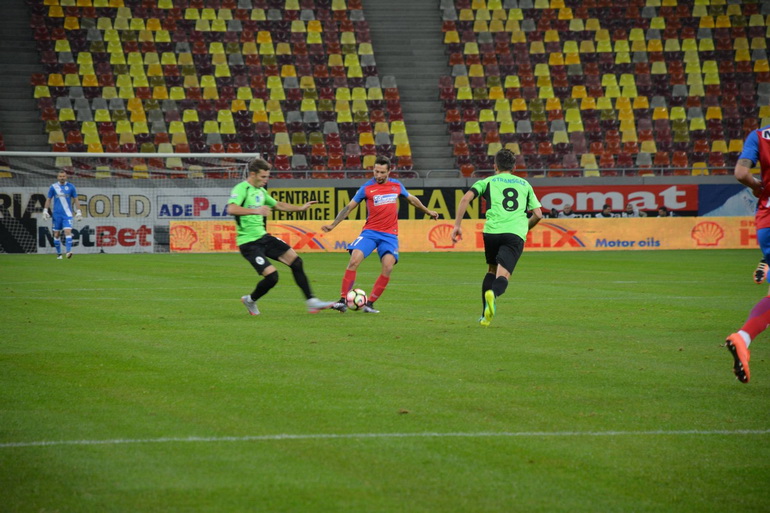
<box><xmin>374</xmin><ymin>155</ymin><xmax>391</xmax><ymax>168</ymax></box>
<box><xmin>495</xmin><ymin>148</ymin><xmax>516</xmax><ymax>172</ymax></box>
<box><xmin>248</xmin><ymin>158</ymin><xmax>271</xmax><ymax>173</ymax></box>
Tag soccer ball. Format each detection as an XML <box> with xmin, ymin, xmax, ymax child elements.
<box><xmin>346</xmin><ymin>288</ymin><xmax>368</xmax><ymax>310</ymax></box>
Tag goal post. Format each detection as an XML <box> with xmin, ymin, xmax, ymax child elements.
<box><xmin>0</xmin><ymin>151</ymin><xmax>260</xmax><ymax>255</ymax></box>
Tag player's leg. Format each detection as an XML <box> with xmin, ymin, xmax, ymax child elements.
<box><xmin>342</xmin><ymin>249</ymin><xmax>366</xmax><ymax>291</ymax></box>
<box><xmin>754</xmin><ymin>257</ymin><xmax>768</xmax><ymax>284</ymax></box>
<box><xmin>333</xmin><ymin>233</ymin><xmax>376</xmax><ymax>312</ymax></box>
<box><xmin>360</xmin><ymin>254</ymin><xmax>393</xmax><ymax>314</ymax></box>
<box><xmin>330</xmin><ymin>249</ymin><xmax>366</xmax><ymax>312</ymax></box>
<box><xmin>52</xmin><ymin>216</ymin><xmax>62</xmax><ymax>257</ymax></box>
<box><xmin>482</xmin><ymin>265</ymin><xmax>496</xmax><ymax>316</ymax></box>
<box><xmin>53</xmin><ymin>232</ymin><xmax>62</xmax><ymax>257</ymax></box>
<box><xmin>277</xmin><ymin>247</ymin><xmax>312</xmax><ymax>299</ymax></box>
<box><xmin>274</xmin><ymin>240</ymin><xmax>334</xmax><ymax>313</ymax></box>
<box><xmin>482</xmin><ymin>234</ymin><xmax>524</xmax><ymax>327</ymax></box>
<box><xmin>238</xmin><ymin>241</ymin><xmax>278</xmax><ymax>315</ymax></box>
<box><xmin>365</xmin><ymin>235</ymin><xmax>398</xmax><ymax>312</ymax></box>
<box><xmin>725</xmin><ymin>228</ymin><xmax>770</xmax><ymax>382</ymax></box>
<box><xmin>63</xmin><ymin>226</ymin><xmax>74</xmax><ymax>258</ymax></box>
<box><xmin>480</xmin><ymin>234</ymin><xmax>501</xmax><ymax>326</ymax></box>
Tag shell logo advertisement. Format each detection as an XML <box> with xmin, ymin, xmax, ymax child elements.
<box><xmin>169</xmin><ymin>217</ymin><xmax>758</xmax><ymax>253</ymax></box>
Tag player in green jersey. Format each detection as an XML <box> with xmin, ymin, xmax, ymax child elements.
<box><xmin>451</xmin><ymin>149</ymin><xmax>543</xmax><ymax>327</ymax></box>
<box><xmin>227</xmin><ymin>158</ymin><xmax>335</xmax><ymax>315</ymax></box>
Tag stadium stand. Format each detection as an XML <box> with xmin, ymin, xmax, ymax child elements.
<box><xmin>3</xmin><ymin>0</ymin><xmax>767</xmax><ymax>179</ymax></box>
<box><xmin>439</xmin><ymin>0</ymin><xmax>769</xmax><ymax>177</ymax></box>
<box><xmin>26</xmin><ymin>0</ymin><xmax>412</xmax><ymax>176</ymax></box>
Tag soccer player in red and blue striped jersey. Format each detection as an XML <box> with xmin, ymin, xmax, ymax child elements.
<box><xmin>726</xmin><ymin>124</ymin><xmax>770</xmax><ymax>383</ymax></box>
<box><xmin>321</xmin><ymin>156</ymin><xmax>439</xmax><ymax>313</ymax></box>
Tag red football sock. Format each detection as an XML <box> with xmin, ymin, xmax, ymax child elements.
<box><xmin>369</xmin><ymin>274</ymin><xmax>390</xmax><ymax>303</ymax></box>
<box><xmin>741</xmin><ymin>295</ymin><xmax>770</xmax><ymax>340</ymax></box>
<box><xmin>341</xmin><ymin>269</ymin><xmax>356</xmax><ymax>297</ymax></box>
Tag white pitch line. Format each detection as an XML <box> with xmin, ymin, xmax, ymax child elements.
<box><xmin>2</xmin><ymin>429</ymin><xmax>768</xmax><ymax>449</ymax></box>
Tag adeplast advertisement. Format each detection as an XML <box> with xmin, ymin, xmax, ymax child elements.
<box><xmin>169</xmin><ymin>217</ymin><xmax>758</xmax><ymax>253</ymax></box>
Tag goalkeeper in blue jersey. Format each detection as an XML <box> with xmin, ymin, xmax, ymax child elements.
<box><xmin>43</xmin><ymin>170</ymin><xmax>82</xmax><ymax>259</ymax></box>
<box><xmin>451</xmin><ymin>149</ymin><xmax>543</xmax><ymax>327</ymax></box>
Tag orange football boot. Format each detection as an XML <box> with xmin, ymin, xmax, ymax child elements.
<box><xmin>725</xmin><ymin>333</ymin><xmax>751</xmax><ymax>383</ymax></box>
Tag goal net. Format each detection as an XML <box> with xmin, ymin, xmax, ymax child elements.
<box><xmin>0</xmin><ymin>151</ymin><xmax>258</xmax><ymax>254</ymax></box>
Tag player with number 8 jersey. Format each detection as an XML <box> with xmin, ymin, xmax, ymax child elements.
<box><xmin>451</xmin><ymin>149</ymin><xmax>543</xmax><ymax>327</ymax></box>
<box><xmin>471</xmin><ymin>169</ymin><xmax>540</xmax><ymax>240</ymax></box>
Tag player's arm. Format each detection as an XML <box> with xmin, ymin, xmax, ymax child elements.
<box><xmin>226</xmin><ymin>203</ymin><xmax>271</xmax><ymax>216</ymax></box>
<box><xmin>735</xmin><ymin>130</ymin><xmax>762</xmax><ymax>197</ymax></box>
<box><xmin>451</xmin><ymin>189</ymin><xmax>477</xmax><ymax>243</ymax></box>
<box><xmin>526</xmin><ymin>188</ymin><xmax>543</xmax><ymax>230</ymax></box>
<box><xmin>321</xmin><ymin>199</ymin><xmax>359</xmax><ymax>232</ymax></box>
<box><xmin>735</xmin><ymin>158</ymin><xmax>762</xmax><ymax>198</ymax></box>
<box><xmin>406</xmin><ymin>194</ymin><xmax>439</xmax><ymax>220</ymax></box>
<box><xmin>528</xmin><ymin>207</ymin><xmax>543</xmax><ymax>230</ymax></box>
<box><xmin>71</xmin><ymin>192</ymin><xmax>83</xmax><ymax>220</ymax></box>
<box><xmin>273</xmin><ymin>200</ymin><xmax>317</xmax><ymax>212</ymax></box>
<box><xmin>42</xmin><ymin>196</ymin><xmax>52</xmax><ymax>219</ymax></box>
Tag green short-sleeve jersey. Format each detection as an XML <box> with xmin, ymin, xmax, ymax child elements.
<box><xmin>471</xmin><ymin>172</ymin><xmax>541</xmax><ymax>239</ymax></box>
<box><xmin>228</xmin><ymin>181</ymin><xmax>277</xmax><ymax>245</ymax></box>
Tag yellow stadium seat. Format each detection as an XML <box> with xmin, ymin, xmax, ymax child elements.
<box><xmin>130</xmin><ymin>110</ymin><xmax>147</xmax><ymax>122</ymax></box>
<box><xmin>395</xmin><ymin>144</ymin><xmax>411</xmax><ymax>157</ymax></box>
<box><xmin>649</xmin><ymin>17</ymin><xmax>665</xmax><ymax>29</ymax></box>
<box><xmin>48</xmin><ymin>73</ymin><xmax>65</xmax><ymax>86</ymax></box>
<box><xmin>585</xmin><ymin>18</ymin><xmax>601</xmax><ymax>31</ymax></box>
<box><xmin>340</xmin><ymin>32</ymin><xmax>357</xmax><ymax>45</ymax></box>
<box><xmin>59</xmin><ymin>108</ymin><xmax>76</xmax><ymax>121</ymax></box>
<box><xmin>54</xmin><ymin>39</ymin><xmax>71</xmax><ymax>53</ymax></box>
<box><xmin>728</xmin><ymin>139</ymin><xmax>744</xmax><ymax>154</ymax></box>
<box><xmin>652</xmin><ymin>107</ymin><xmax>669</xmax><ymax>120</ymax></box>
<box><xmin>530</xmin><ymin>41</ymin><xmax>545</xmax><ymax>55</ymax></box>
<box><xmin>572</xmin><ymin>85</ymin><xmax>587</xmax><ymax>98</ymax></box>
<box><xmin>692</xmin><ymin>163</ymin><xmax>709</xmax><ymax>176</ymax></box>
<box><xmin>335</xmin><ymin>110</ymin><xmax>351</xmax><ymax>123</ymax></box>
<box><xmin>503</xmin><ymin>76</ymin><xmax>520</xmax><ymax>88</ymax></box>
<box><xmin>168</xmin><ymin>121</ymin><xmax>185</xmax><ymax>135</ymax></box>
<box><xmin>464</xmin><ymin>121</ymin><xmax>481</xmax><ymax>135</ymax></box>
<box><xmin>615</xmin><ymin>52</ymin><xmax>631</xmax><ymax>64</ymax></box>
<box><xmin>579</xmin><ymin>40</ymin><xmax>596</xmax><ymax>53</ymax></box>
<box><xmin>620</xmin><ymin>126</ymin><xmax>637</xmax><ymax>140</ymax></box>
<box><xmin>670</xmin><ymin>107</ymin><xmax>686</xmax><ymax>120</ymax></box>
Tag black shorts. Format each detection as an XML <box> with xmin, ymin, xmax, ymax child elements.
<box><xmin>239</xmin><ymin>235</ymin><xmax>291</xmax><ymax>274</ymax></box>
<box><xmin>483</xmin><ymin>232</ymin><xmax>525</xmax><ymax>274</ymax></box>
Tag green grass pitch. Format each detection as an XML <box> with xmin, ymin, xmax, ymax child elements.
<box><xmin>1</xmin><ymin>250</ymin><xmax>768</xmax><ymax>512</ymax></box>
